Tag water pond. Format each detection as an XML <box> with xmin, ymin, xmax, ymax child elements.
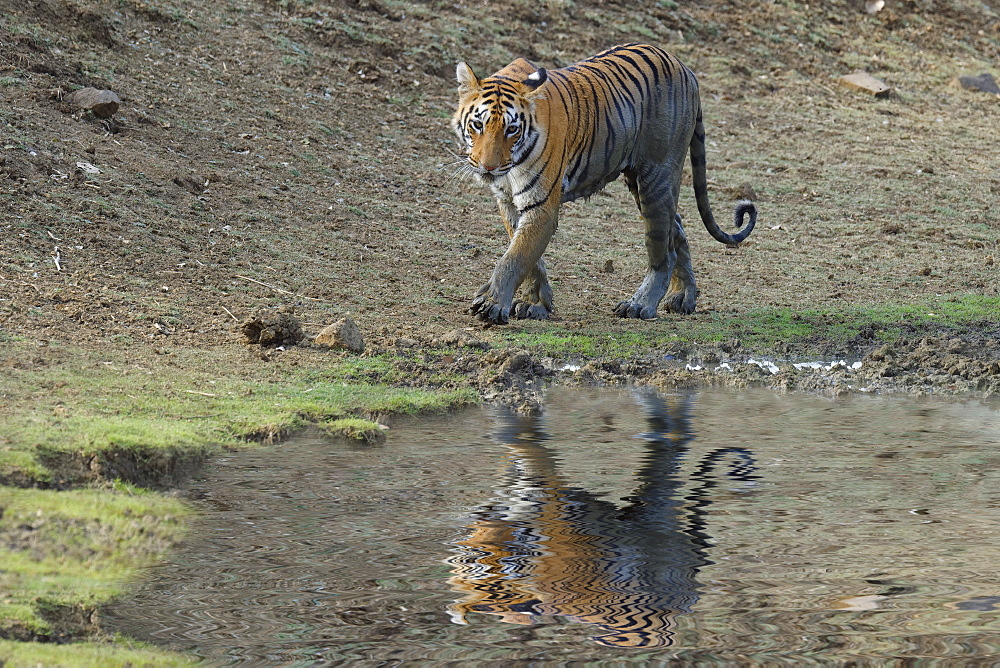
<box><xmin>106</xmin><ymin>387</ymin><xmax>1000</xmax><ymax>664</ymax></box>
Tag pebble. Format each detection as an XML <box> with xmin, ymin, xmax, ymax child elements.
<box><xmin>839</xmin><ymin>72</ymin><xmax>891</xmax><ymax>98</ymax></box>
<box><xmin>64</xmin><ymin>87</ymin><xmax>121</xmax><ymax>118</ymax></box>
<box><xmin>956</xmin><ymin>73</ymin><xmax>1000</xmax><ymax>95</ymax></box>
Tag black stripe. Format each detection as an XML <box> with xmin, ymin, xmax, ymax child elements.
<box><xmin>518</xmin><ymin>169</ymin><xmax>562</xmax><ymax>216</ymax></box>
<box><xmin>514</xmin><ymin>168</ymin><xmax>542</xmax><ymax>196</ymax></box>
<box><xmin>603</xmin><ymin>57</ymin><xmax>644</xmax><ymax>99</ymax></box>
<box><xmin>597</xmin><ymin>66</ymin><xmax>638</xmax><ymax>137</ymax></box>
<box><xmin>519</xmin><ymin>193</ymin><xmax>549</xmax><ymax>215</ymax></box>
<box><xmin>641</xmin><ymin>175</ymin><xmax>672</xmax><ymax>205</ymax></box>
<box><xmin>611</xmin><ymin>52</ymin><xmax>654</xmax><ymax>95</ymax></box>
<box><xmin>632</xmin><ymin>48</ymin><xmax>662</xmax><ymax>90</ymax></box>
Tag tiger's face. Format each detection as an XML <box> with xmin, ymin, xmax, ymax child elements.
<box><xmin>454</xmin><ymin>103</ymin><xmax>524</xmax><ymax>179</ymax></box>
<box><xmin>452</xmin><ymin>62</ymin><xmax>547</xmax><ymax>182</ymax></box>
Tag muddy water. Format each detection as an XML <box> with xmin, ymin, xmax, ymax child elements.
<box><xmin>106</xmin><ymin>387</ymin><xmax>1000</xmax><ymax>664</ymax></box>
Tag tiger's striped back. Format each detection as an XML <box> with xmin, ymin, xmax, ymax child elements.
<box><xmin>542</xmin><ymin>44</ymin><xmax>702</xmax><ymax>204</ymax></box>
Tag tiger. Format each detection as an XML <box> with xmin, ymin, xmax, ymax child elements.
<box><xmin>451</xmin><ymin>43</ymin><xmax>757</xmax><ymax>325</ymax></box>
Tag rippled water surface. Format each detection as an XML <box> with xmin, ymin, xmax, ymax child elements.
<box><xmin>106</xmin><ymin>387</ymin><xmax>1000</xmax><ymax>664</ymax></box>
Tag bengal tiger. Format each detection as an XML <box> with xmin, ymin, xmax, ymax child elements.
<box><xmin>452</xmin><ymin>43</ymin><xmax>757</xmax><ymax>325</ymax></box>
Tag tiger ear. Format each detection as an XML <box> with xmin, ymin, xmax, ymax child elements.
<box><xmin>456</xmin><ymin>62</ymin><xmax>480</xmax><ymax>94</ymax></box>
<box><xmin>523</xmin><ymin>68</ymin><xmax>548</xmax><ymax>92</ymax></box>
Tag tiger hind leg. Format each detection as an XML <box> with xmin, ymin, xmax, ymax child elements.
<box><xmin>614</xmin><ymin>165</ymin><xmax>696</xmax><ymax>319</ymax></box>
<box><xmin>512</xmin><ymin>258</ymin><xmax>554</xmax><ymax>319</ymax></box>
<box><xmin>662</xmin><ymin>214</ymin><xmax>697</xmax><ymax>314</ymax></box>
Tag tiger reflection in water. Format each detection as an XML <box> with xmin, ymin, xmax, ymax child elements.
<box><xmin>446</xmin><ymin>390</ymin><xmax>757</xmax><ymax>648</ymax></box>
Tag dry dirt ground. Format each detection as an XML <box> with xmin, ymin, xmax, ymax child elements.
<box><xmin>2</xmin><ymin>0</ymin><xmax>999</xmax><ymax>405</ymax></box>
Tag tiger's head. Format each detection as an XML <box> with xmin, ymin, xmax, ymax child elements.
<box><xmin>452</xmin><ymin>60</ymin><xmax>548</xmax><ymax>182</ymax></box>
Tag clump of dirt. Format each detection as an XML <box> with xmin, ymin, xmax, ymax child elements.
<box><xmin>35</xmin><ymin>603</ymin><xmax>101</xmax><ymax>643</ymax></box>
<box><xmin>241</xmin><ymin>308</ymin><xmax>305</xmax><ymax>347</ymax></box>
<box><xmin>468</xmin><ymin>349</ymin><xmax>552</xmax><ymax>414</ymax></box>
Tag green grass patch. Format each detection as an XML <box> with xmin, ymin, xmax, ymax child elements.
<box><xmin>0</xmin><ymin>343</ymin><xmax>476</xmax><ymax>485</ymax></box>
<box><xmin>729</xmin><ymin>296</ymin><xmax>1000</xmax><ymax>350</ymax></box>
<box><xmin>502</xmin><ymin>327</ymin><xmax>664</xmax><ymax>358</ymax></box>
<box><xmin>0</xmin><ymin>487</ymin><xmax>190</xmax><ymax>638</ymax></box>
<box><xmin>497</xmin><ymin>295</ymin><xmax>999</xmax><ymax>359</ymax></box>
<box><xmin>0</xmin><ymin>639</ymin><xmax>198</xmax><ymax>667</ymax></box>
<box><xmin>318</xmin><ymin>417</ymin><xmax>387</xmax><ymax>443</ymax></box>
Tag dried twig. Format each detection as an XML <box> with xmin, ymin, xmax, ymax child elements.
<box><xmin>235</xmin><ymin>274</ymin><xmax>294</xmax><ymax>295</ymax></box>
<box><xmin>220</xmin><ymin>305</ymin><xmax>240</xmax><ymax>322</ymax></box>
<box><xmin>234</xmin><ymin>274</ymin><xmax>322</xmax><ymax>301</ymax></box>
<box><xmin>52</xmin><ymin>247</ymin><xmax>62</xmax><ymax>272</ymax></box>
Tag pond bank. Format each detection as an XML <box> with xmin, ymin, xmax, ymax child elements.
<box><xmin>0</xmin><ymin>300</ymin><xmax>1000</xmax><ymax>663</ymax></box>
<box><xmin>1</xmin><ymin>303</ymin><xmax>998</xmax><ymax>663</ymax></box>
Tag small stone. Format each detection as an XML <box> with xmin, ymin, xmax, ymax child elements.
<box><xmin>839</xmin><ymin>72</ymin><xmax>891</xmax><ymax>98</ymax></box>
<box><xmin>315</xmin><ymin>317</ymin><xmax>365</xmax><ymax>353</ymax></box>
<box><xmin>734</xmin><ymin>182</ymin><xmax>757</xmax><ymax>201</ymax></box>
<box><xmin>64</xmin><ymin>87</ymin><xmax>121</xmax><ymax>118</ymax></box>
<box><xmin>75</xmin><ymin>161</ymin><xmax>100</xmax><ymax>174</ymax></box>
<box><xmin>955</xmin><ymin>73</ymin><xmax>1000</xmax><ymax>95</ymax></box>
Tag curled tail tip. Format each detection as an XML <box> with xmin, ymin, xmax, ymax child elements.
<box><xmin>735</xmin><ymin>199</ymin><xmax>757</xmax><ymax>218</ymax></box>
<box><xmin>733</xmin><ymin>199</ymin><xmax>757</xmax><ymax>240</ymax></box>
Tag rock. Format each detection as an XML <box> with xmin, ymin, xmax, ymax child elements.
<box><xmin>955</xmin><ymin>73</ymin><xmax>1000</xmax><ymax>95</ymax></box>
<box><xmin>864</xmin><ymin>0</ymin><xmax>885</xmax><ymax>13</ymax></box>
<box><xmin>315</xmin><ymin>317</ymin><xmax>365</xmax><ymax>353</ymax></box>
<box><xmin>732</xmin><ymin>181</ymin><xmax>757</xmax><ymax>201</ymax></box>
<box><xmin>64</xmin><ymin>87</ymin><xmax>121</xmax><ymax>118</ymax></box>
<box><xmin>75</xmin><ymin>161</ymin><xmax>100</xmax><ymax>174</ymax></box>
<box><xmin>242</xmin><ymin>307</ymin><xmax>304</xmax><ymax>346</ymax></box>
<box><xmin>839</xmin><ymin>72</ymin><xmax>891</xmax><ymax>98</ymax></box>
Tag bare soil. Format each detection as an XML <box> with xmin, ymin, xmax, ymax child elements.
<box><xmin>2</xmin><ymin>0</ymin><xmax>999</xmax><ymax>406</ymax></box>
